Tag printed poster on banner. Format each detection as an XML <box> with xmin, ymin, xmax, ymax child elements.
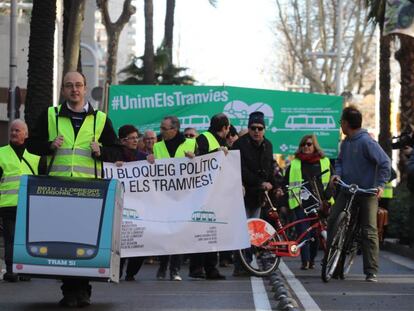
<box><xmin>103</xmin><ymin>151</ymin><xmax>250</xmax><ymax>257</ymax></box>
<box><xmin>108</xmin><ymin>85</ymin><xmax>342</xmax><ymax>158</ymax></box>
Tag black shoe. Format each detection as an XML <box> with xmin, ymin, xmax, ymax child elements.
<box><xmin>59</xmin><ymin>296</ymin><xmax>78</xmax><ymax>308</ymax></box>
<box><xmin>232</xmin><ymin>269</ymin><xmax>250</xmax><ymax>277</ymax></box>
<box><xmin>19</xmin><ymin>275</ymin><xmax>31</xmax><ymax>281</ymax></box>
<box><xmin>219</xmin><ymin>259</ymin><xmax>231</xmax><ymax>267</ymax></box>
<box><xmin>189</xmin><ymin>271</ymin><xmax>206</xmax><ymax>279</ymax></box>
<box><xmin>332</xmin><ymin>272</ymin><xmax>345</xmax><ymax>280</ymax></box>
<box><xmin>206</xmin><ymin>270</ymin><xmax>226</xmax><ymax>280</ymax></box>
<box><xmin>3</xmin><ymin>272</ymin><xmax>18</xmax><ymax>282</ymax></box>
<box><xmin>125</xmin><ymin>275</ymin><xmax>135</xmax><ymax>281</ymax></box>
<box><xmin>156</xmin><ymin>269</ymin><xmax>166</xmax><ymax>280</ymax></box>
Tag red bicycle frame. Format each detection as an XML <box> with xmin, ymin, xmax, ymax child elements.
<box><xmin>255</xmin><ymin>192</ymin><xmax>327</xmax><ymax>258</ymax></box>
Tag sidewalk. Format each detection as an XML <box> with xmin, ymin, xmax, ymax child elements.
<box><xmin>382</xmin><ymin>238</ymin><xmax>414</xmax><ymax>260</ymax></box>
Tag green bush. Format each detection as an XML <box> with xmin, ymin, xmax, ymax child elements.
<box><xmin>386</xmin><ymin>183</ymin><xmax>411</xmax><ymax>244</ymax></box>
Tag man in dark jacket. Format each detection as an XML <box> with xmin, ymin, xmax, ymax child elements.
<box><xmin>329</xmin><ymin>106</ymin><xmax>391</xmax><ymax>283</ymax></box>
<box><xmin>188</xmin><ymin>113</ymin><xmax>229</xmax><ymax>280</ymax></box>
<box><xmin>232</xmin><ymin>111</ymin><xmax>276</xmax><ymax>276</ymax></box>
<box><xmin>232</xmin><ymin>111</ymin><xmax>276</xmax><ymax>218</ymax></box>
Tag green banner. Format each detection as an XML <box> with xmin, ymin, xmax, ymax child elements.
<box><xmin>108</xmin><ymin>85</ymin><xmax>342</xmax><ymax>157</ymax></box>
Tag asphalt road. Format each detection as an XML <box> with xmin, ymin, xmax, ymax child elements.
<box><xmin>0</xmin><ymin>262</ymin><xmax>278</xmax><ymax>311</ymax></box>
<box><xmin>280</xmin><ymin>250</ymin><xmax>414</xmax><ymax>311</ymax></box>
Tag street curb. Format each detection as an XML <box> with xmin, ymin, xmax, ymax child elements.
<box><xmin>382</xmin><ymin>239</ymin><xmax>414</xmax><ymax>260</ymax></box>
<box><xmin>267</xmin><ymin>270</ymin><xmax>300</xmax><ymax>311</ymax></box>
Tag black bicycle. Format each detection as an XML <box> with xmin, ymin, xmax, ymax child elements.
<box><xmin>321</xmin><ymin>179</ymin><xmax>377</xmax><ymax>282</ymax></box>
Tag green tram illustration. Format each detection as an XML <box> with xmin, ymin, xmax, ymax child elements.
<box><xmin>123</xmin><ymin>208</ymin><xmax>139</xmax><ymax>220</ymax></box>
<box><xmin>191</xmin><ymin>211</ymin><xmax>216</xmax><ymax>222</ymax></box>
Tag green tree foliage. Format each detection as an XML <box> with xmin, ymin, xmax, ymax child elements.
<box><xmin>119</xmin><ymin>46</ymin><xmax>195</xmax><ymax>85</ymax></box>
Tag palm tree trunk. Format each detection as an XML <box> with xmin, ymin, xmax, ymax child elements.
<box><xmin>24</xmin><ymin>0</ymin><xmax>56</xmax><ymax>131</ymax></box>
<box><xmin>395</xmin><ymin>34</ymin><xmax>414</xmax><ymax>180</ymax></box>
<box><xmin>63</xmin><ymin>0</ymin><xmax>85</xmax><ymax>75</ymax></box>
<box><xmin>378</xmin><ymin>35</ymin><xmax>392</xmax><ymax>158</ymax></box>
<box><xmin>143</xmin><ymin>0</ymin><xmax>155</xmax><ymax>84</ymax></box>
<box><xmin>164</xmin><ymin>0</ymin><xmax>175</xmax><ymax>65</ymax></box>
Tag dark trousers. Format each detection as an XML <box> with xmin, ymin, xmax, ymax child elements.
<box><xmin>328</xmin><ymin>191</ymin><xmax>379</xmax><ymax>275</ymax></box>
<box><xmin>158</xmin><ymin>255</ymin><xmax>181</xmax><ymax>274</ymax></box>
<box><xmin>0</xmin><ymin>207</ymin><xmax>16</xmax><ymax>274</ymax></box>
<box><xmin>61</xmin><ymin>279</ymin><xmax>91</xmax><ymax>298</ymax></box>
<box><xmin>293</xmin><ymin>207</ymin><xmax>318</xmax><ymax>264</ymax></box>
<box><xmin>409</xmin><ymin>192</ymin><xmax>414</xmax><ymax>248</ymax></box>
<box><xmin>120</xmin><ymin>257</ymin><xmax>145</xmax><ymax>278</ymax></box>
<box><xmin>189</xmin><ymin>252</ymin><xmax>218</xmax><ymax>274</ymax></box>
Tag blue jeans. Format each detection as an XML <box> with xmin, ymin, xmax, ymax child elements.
<box><xmin>293</xmin><ymin>207</ymin><xmax>318</xmax><ymax>264</ymax></box>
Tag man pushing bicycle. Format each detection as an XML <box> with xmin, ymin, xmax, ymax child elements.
<box><xmin>328</xmin><ymin>106</ymin><xmax>391</xmax><ymax>283</ymax></box>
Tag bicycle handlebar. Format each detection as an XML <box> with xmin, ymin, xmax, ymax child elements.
<box><xmin>286</xmin><ymin>169</ymin><xmax>330</xmax><ymax>191</ymax></box>
<box><xmin>335</xmin><ymin>179</ymin><xmax>378</xmax><ymax>195</ymax></box>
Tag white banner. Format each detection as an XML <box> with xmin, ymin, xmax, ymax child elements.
<box><xmin>103</xmin><ymin>151</ymin><xmax>250</xmax><ymax>257</ymax></box>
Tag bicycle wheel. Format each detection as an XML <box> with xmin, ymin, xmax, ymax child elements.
<box><xmin>239</xmin><ymin>234</ymin><xmax>281</xmax><ymax>277</ymax></box>
<box><xmin>321</xmin><ymin>211</ymin><xmax>348</xmax><ymax>282</ymax></box>
<box><xmin>341</xmin><ymin>225</ymin><xmax>360</xmax><ymax>275</ymax></box>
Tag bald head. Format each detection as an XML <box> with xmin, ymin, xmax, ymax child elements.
<box><xmin>9</xmin><ymin>119</ymin><xmax>28</xmax><ymax>146</ymax></box>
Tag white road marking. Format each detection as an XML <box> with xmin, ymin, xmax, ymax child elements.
<box><xmin>251</xmin><ymin>276</ymin><xmax>272</xmax><ymax>311</ymax></box>
<box><xmin>381</xmin><ymin>251</ymin><xmax>414</xmax><ymax>270</ymax></box>
<box><xmin>278</xmin><ymin>260</ymin><xmax>321</xmax><ymax>311</ymax></box>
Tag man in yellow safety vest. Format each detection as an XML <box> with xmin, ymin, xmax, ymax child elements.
<box><xmin>27</xmin><ymin>71</ymin><xmax>120</xmax><ymax>307</ymax></box>
<box><xmin>188</xmin><ymin>113</ymin><xmax>229</xmax><ymax>280</ymax></box>
<box><xmin>153</xmin><ymin>116</ymin><xmax>196</xmax><ymax>281</ymax></box>
<box><xmin>0</xmin><ymin>120</ymin><xmax>43</xmax><ymax>282</ymax></box>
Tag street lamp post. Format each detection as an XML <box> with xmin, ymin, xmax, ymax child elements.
<box><xmin>8</xmin><ymin>0</ymin><xmax>18</xmax><ymax>131</ymax></box>
<box><xmin>335</xmin><ymin>0</ymin><xmax>343</xmax><ymax>95</ymax></box>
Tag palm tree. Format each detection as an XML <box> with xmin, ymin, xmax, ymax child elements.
<box><xmin>24</xmin><ymin>0</ymin><xmax>57</xmax><ymax>131</ymax></box>
<box><xmin>143</xmin><ymin>0</ymin><xmax>155</xmax><ymax>84</ymax></box>
<box><xmin>366</xmin><ymin>0</ymin><xmax>392</xmax><ymax>158</ymax></box>
<box><xmin>118</xmin><ymin>46</ymin><xmax>195</xmax><ymax>85</ymax></box>
<box><xmin>395</xmin><ymin>33</ymin><xmax>414</xmax><ymax>178</ymax></box>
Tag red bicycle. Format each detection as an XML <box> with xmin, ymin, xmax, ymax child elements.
<box><xmin>239</xmin><ymin>171</ymin><xmax>329</xmax><ymax>277</ymax></box>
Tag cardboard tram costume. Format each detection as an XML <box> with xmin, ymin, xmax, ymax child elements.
<box><xmin>12</xmin><ymin>175</ymin><xmax>123</xmax><ymax>283</ymax></box>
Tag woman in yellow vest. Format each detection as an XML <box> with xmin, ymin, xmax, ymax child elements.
<box><xmin>284</xmin><ymin>134</ymin><xmax>334</xmax><ymax>270</ymax></box>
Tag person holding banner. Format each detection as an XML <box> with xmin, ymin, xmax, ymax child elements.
<box><xmin>0</xmin><ymin>120</ymin><xmax>44</xmax><ymax>282</ymax></box>
<box><xmin>143</xmin><ymin>130</ymin><xmax>157</xmax><ymax>154</ymax></box>
<box><xmin>188</xmin><ymin>113</ymin><xmax>229</xmax><ymax>280</ymax></box>
<box><xmin>27</xmin><ymin>71</ymin><xmax>120</xmax><ymax>307</ymax></box>
<box><xmin>231</xmin><ymin>111</ymin><xmax>277</xmax><ymax>276</ymax></box>
<box><xmin>116</xmin><ymin>124</ymin><xmax>148</xmax><ymax>281</ymax></box>
<box><xmin>153</xmin><ymin>116</ymin><xmax>196</xmax><ymax>281</ymax></box>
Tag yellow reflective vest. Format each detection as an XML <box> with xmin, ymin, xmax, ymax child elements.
<box><xmin>47</xmin><ymin>105</ymin><xmax>106</xmax><ymax>178</ymax></box>
<box><xmin>201</xmin><ymin>131</ymin><xmax>220</xmax><ymax>152</ymax></box>
<box><xmin>0</xmin><ymin>145</ymin><xmax>40</xmax><ymax>207</ymax></box>
<box><xmin>288</xmin><ymin>157</ymin><xmax>333</xmax><ymax>209</ymax></box>
<box><xmin>153</xmin><ymin>138</ymin><xmax>196</xmax><ymax>159</ymax></box>
<box><xmin>382</xmin><ymin>182</ymin><xmax>393</xmax><ymax>199</ymax></box>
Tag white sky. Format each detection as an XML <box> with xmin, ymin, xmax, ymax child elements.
<box><xmin>134</xmin><ymin>0</ymin><xmax>279</xmax><ymax>89</ymax></box>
